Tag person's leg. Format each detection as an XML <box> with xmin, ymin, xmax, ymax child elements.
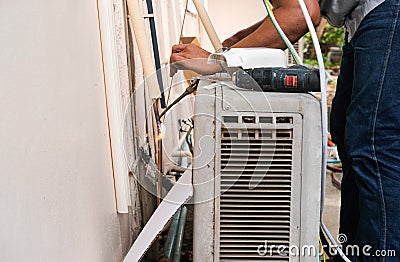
<box><xmin>330</xmin><ymin>41</ymin><xmax>359</xmax><ymax>261</ymax></box>
<box><xmin>345</xmin><ymin>0</ymin><xmax>400</xmax><ymax>260</ymax></box>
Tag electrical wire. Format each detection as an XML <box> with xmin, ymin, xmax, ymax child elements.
<box><xmin>262</xmin><ymin>0</ymin><xmax>303</xmax><ymax>65</ymax></box>
<box><xmin>327</xmin><ymin>164</ymin><xmax>342</xmax><ymax>189</ymax></box>
<box><xmin>296</xmin><ymin>0</ymin><xmax>350</xmax><ymax>261</ymax></box>
<box><xmin>321</xmin><ymin>223</ymin><xmax>350</xmax><ymax>262</ymax></box>
<box><xmin>297</xmin><ymin>0</ymin><xmax>328</xmax><ymax>215</ymax></box>
<box><xmin>185</xmin><ymin>125</ymin><xmax>194</xmax><ymax>155</ymax></box>
<box><xmin>330</xmin><ymin>171</ymin><xmax>342</xmax><ymax>190</ymax></box>
<box><xmin>146</xmin><ymin>0</ymin><xmax>167</xmax><ymax>108</ymax></box>
<box><xmin>167</xmin><ymin>0</ymin><xmax>190</xmax><ymax>106</ymax></box>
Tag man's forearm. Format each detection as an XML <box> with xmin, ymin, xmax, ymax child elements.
<box><xmin>223</xmin><ymin>18</ymin><xmax>266</xmax><ymax>47</ymax></box>
<box><xmin>231</xmin><ymin>0</ymin><xmax>320</xmax><ymax>49</ymax></box>
<box><xmin>169</xmin><ymin>0</ymin><xmax>320</xmax><ymax>76</ymax></box>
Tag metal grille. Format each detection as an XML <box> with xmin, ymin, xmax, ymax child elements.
<box><xmin>218</xmin><ymin>118</ymin><xmax>293</xmax><ymax>261</ymax></box>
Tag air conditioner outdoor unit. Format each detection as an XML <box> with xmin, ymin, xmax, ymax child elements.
<box><xmin>192</xmin><ymin>78</ymin><xmax>322</xmax><ymax>261</ymax></box>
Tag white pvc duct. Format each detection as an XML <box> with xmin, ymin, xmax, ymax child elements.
<box><xmin>127</xmin><ymin>0</ymin><xmax>160</xmax><ymax>99</ymax></box>
<box><xmin>98</xmin><ymin>0</ymin><xmax>130</xmax><ymax>214</ymax></box>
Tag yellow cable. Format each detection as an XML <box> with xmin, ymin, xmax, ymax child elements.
<box><xmin>319</xmin><ymin>238</ymin><xmax>326</xmax><ymax>262</ymax></box>
<box><xmin>266</xmin><ymin>0</ymin><xmax>275</xmax><ymax>17</ymax></box>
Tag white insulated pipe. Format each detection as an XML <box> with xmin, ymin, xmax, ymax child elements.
<box><xmin>97</xmin><ymin>0</ymin><xmax>130</xmax><ymax>214</ymax></box>
<box><xmin>127</xmin><ymin>0</ymin><xmax>160</xmax><ymax>99</ymax></box>
<box><xmin>191</xmin><ymin>0</ymin><xmax>223</xmax><ymax>50</ymax></box>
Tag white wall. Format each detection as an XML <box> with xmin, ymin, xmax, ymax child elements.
<box><xmin>201</xmin><ymin>0</ymin><xmax>266</xmax><ymax>51</ymax></box>
<box><xmin>0</xmin><ymin>1</ymin><xmax>130</xmax><ymax>261</ymax></box>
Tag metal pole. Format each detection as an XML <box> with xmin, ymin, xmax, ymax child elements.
<box><xmin>163</xmin><ymin>209</ymin><xmax>182</xmax><ymax>259</ymax></box>
<box><xmin>172</xmin><ymin>206</ymin><xmax>188</xmax><ymax>262</ymax></box>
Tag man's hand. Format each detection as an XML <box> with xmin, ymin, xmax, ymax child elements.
<box><xmin>169</xmin><ymin>43</ymin><xmax>222</xmax><ymax>77</ymax></box>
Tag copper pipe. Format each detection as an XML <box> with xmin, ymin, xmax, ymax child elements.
<box><xmin>153</xmin><ymin>101</ymin><xmax>163</xmax><ymax>205</ymax></box>
<box><xmin>160</xmin><ymin>80</ymin><xmax>199</xmax><ymax>118</ymax></box>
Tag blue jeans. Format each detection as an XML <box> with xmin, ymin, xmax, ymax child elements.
<box><xmin>330</xmin><ymin>0</ymin><xmax>400</xmax><ymax>261</ymax></box>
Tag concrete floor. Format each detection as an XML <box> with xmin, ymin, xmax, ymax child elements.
<box><xmin>322</xmin><ymin>172</ymin><xmax>341</xmax><ymax>240</ymax></box>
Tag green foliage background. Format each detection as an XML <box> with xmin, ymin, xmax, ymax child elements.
<box><xmin>303</xmin><ymin>24</ymin><xmax>345</xmax><ymax>68</ymax></box>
